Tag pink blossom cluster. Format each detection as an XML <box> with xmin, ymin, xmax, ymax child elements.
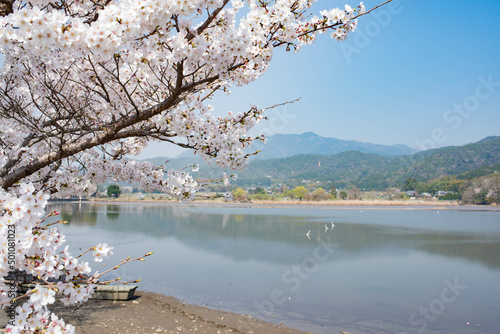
<box><xmin>0</xmin><ymin>1</ymin><xmax>366</xmax><ymax>197</ymax></box>
<box><xmin>0</xmin><ymin>184</ymin><xmax>111</xmax><ymax>333</ymax></box>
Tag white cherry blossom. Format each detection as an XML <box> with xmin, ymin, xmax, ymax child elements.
<box><xmin>93</xmin><ymin>243</ymin><xmax>114</xmax><ymax>262</ymax></box>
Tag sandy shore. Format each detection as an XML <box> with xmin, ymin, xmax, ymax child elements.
<box><xmin>50</xmin><ymin>291</ymin><xmax>311</xmax><ymax>334</ymax></box>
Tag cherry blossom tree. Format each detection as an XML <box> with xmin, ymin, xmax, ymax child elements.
<box><xmin>0</xmin><ymin>0</ymin><xmax>391</xmax><ymax>332</ymax></box>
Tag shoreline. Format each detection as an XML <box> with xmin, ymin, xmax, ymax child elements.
<box><xmin>51</xmin><ymin>290</ymin><xmax>310</xmax><ymax>334</ymax></box>
<box><xmin>45</xmin><ymin>199</ymin><xmax>500</xmax><ymax>333</ymax></box>
<box><xmin>73</xmin><ymin>198</ymin><xmax>500</xmax><ymax>211</ymax></box>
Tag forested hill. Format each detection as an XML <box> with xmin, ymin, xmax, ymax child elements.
<box><xmin>400</xmin><ymin>136</ymin><xmax>500</xmax><ymax>179</ymax></box>
<box><xmin>145</xmin><ymin>136</ymin><xmax>500</xmax><ymax>190</ymax></box>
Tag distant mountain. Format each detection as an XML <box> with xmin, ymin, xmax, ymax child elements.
<box><xmin>238</xmin><ymin>136</ymin><xmax>500</xmax><ymax>189</ymax></box>
<box><xmin>177</xmin><ymin>132</ymin><xmax>418</xmax><ymax>160</ymax></box>
<box><xmin>143</xmin><ymin>136</ymin><xmax>500</xmax><ymax>191</ymax></box>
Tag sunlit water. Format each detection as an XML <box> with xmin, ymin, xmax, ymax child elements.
<box><xmin>48</xmin><ymin>202</ymin><xmax>500</xmax><ymax>334</ymax></box>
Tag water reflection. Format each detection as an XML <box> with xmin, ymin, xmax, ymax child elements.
<box><xmin>49</xmin><ymin>203</ymin><xmax>500</xmax><ymax>269</ymax></box>
<box><xmin>106</xmin><ymin>205</ymin><xmax>120</xmax><ymax>221</ymax></box>
<box><xmin>57</xmin><ymin>203</ymin><xmax>98</xmax><ymax>225</ymax></box>
<box><xmin>48</xmin><ymin>203</ymin><xmax>500</xmax><ymax>334</ymax></box>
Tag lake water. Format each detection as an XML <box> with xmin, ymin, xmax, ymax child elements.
<box><xmin>48</xmin><ymin>202</ymin><xmax>500</xmax><ymax>334</ymax></box>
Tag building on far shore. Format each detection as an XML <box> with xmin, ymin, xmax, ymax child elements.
<box><xmin>405</xmin><ymin>191</ymin><xmax>418</xmax><ymax>198</ymax></box>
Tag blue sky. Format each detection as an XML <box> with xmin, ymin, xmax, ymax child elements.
<box><xmin>145</xmin><ymin>0</ymin><xmax>500</xmax><ymax>158</ymax></box>
<box><xmin>2</xmin><ymin>0</ymin><xmax>499</xmax><ymax>158</ymax></box>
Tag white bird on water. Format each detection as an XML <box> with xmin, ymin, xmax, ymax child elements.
<box><xmin>306</xmin><ymin>230</ymin><xmax>311</xmax><ymax>239</ymax></box>
<box><xmin>325</xmin><ymin>224</ymin><xmax>329</xmax><ymax>232</ymax></box>
<box><xmin>331</xmin><ymin>222</ymin><xmax>335</xmax><ymax>229</ymax></box>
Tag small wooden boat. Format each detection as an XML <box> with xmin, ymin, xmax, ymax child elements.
<box><xmin>18</xmin><ymin>283</ymin><xmax>138</xmax><ymax>301</ymax></box>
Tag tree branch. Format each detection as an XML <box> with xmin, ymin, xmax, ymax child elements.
<box><xmin>0</xmin><ymin>0</ymin><xmax>13</xmax><ymax>17</ymax></box>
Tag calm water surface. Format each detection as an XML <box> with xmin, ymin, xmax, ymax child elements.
<box><xmin>48</xmin><ymin>203</ymin><xmax>500</xmax><ymax>334</ymax></box>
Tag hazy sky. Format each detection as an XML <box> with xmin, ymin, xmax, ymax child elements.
<box><xmin>144</xmin><ymin>0</ymin><xmax>500</xmax><ymax>158</ymax></box>
<box><xmin>2</xmin><ymin>0</ymin><xmax>499</xmax><ymax>159</ymax></box>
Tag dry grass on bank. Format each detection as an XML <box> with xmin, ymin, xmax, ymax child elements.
<box><xmin>243</xmin><ymin>199</ymin><xmax>459</xmax><ymax>206</ymax></box>
<box><xmin>91</xmin><ymin>197</ymin><xmax>460</xmax><ymax>207</ymax></box>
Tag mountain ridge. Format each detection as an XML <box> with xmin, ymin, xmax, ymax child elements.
<box><xmin>176</xmin><ymin>132</ymin><xmax>418</xmax><ymax>160</ymax></box>
<box><xmin>146</xmin><ymin>136</ymin><xmax>500</xmax><ymax>190</ymax></box>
